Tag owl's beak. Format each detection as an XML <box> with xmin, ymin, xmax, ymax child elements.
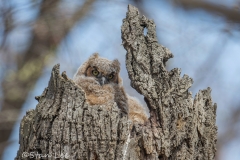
<box><xmin>99</xmin><ymin>77</ymin><xmax>106</xmax><ymax>85</ymax></box>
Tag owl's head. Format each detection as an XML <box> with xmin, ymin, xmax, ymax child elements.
<box><xmin>77</xmin><ymin>53</ymin><xmax>121</xmax><ymax>85</ymax></box>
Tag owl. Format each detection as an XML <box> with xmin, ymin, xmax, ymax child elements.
<box><xmin>73</xmin><ymin>53</ymin><xmax>148</xmax><ymax>124</ymax></box>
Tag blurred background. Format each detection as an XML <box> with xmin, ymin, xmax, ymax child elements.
<box><xmin>0</xmin><ymin>0</ymin><xmax>239</xmax><ymax>159</ymax></box>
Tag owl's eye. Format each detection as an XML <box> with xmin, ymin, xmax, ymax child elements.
<box><xmin>92</xmin><ymin>70</ymin><xmax>99</xmax><ymax>76</ymax></box>
<box><xmin>108</xmin><ymin>74</ymin><xmax>114</xmax><ymax>79</ymax></box>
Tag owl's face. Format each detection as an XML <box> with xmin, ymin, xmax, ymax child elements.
<box><xmin>85</xmin><ymin>54</ymin><xmax>120</xmax><ymax>85</ymax></box>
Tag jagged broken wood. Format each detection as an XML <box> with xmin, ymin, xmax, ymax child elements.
<box><xmin>121</xmin><ymin>5</ymin><xmax>217</xmax><ymax>159</ymax></box>
<box><xmin>15</xmin><ymin>64</ymin><xmax>129</xmax><ymax>160</ymax></box>
<box><xmin>15</xmin><ymin>4</ymin><xmax>217</xmax><ymax>160</ymax></box>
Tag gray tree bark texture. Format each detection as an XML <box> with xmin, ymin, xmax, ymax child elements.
<box><xmin>15</xmin><ymin>5</ymin><xmax>217</xmax><ymax>160</ymax></box>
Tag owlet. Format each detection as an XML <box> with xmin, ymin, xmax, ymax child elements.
<box><xmin>73</xmin><ymin>53</ymin><xmax>148</xmax><ymax>124</ymax></box>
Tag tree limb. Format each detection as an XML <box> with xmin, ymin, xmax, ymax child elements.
<box><xmin>173</xmin><ymin>0</ymin><xmax>240</xmax><ymax>24</ymax></box>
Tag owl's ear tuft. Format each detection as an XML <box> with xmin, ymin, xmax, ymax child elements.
<box><xmin>88</xmin><ymin>53</ymin><xmax>99</xmax><ymax>65</ymax></box>
<box><xmin>112</xmin><ymin>59</ymin><xmax>120</xmax><ymax>72</ymax></box>
<box><xmin>112</xmin><ymin>59</ymin><xmax>120</xmax><ymax>67</ymax></box>
<box><xmin>92</xmin><ymin>52</ymin><xmax>99</xmax><ymax>58</ymax></box>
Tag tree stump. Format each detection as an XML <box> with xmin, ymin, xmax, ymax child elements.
<box><xmin>15</xmin><ymin>5</ymin><xmax>217</xmax><ymax>160</ymax></box>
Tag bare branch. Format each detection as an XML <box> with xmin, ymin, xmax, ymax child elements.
<box><xmin>173</xmin><ymin>0</ymin><xmax>240</xmax><ymax>24</ymax></box>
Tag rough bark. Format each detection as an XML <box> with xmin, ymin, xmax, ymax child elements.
<box><xmin>15</xmin><ymin>5</ymin><xmax>217</xmax><ymax>160</ymax></box>
<box><xmin>15</xmin><ymin>64</ymin><xmax>130</xmax><ymax>160</ymax></box>
<box><xmin>121</xmin><ymin>5</ymin><xmax>217</xmax><ymax>159</ymax></box>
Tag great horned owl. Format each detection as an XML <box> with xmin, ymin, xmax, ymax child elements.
<box><xmin>73</xmin><ymin>53</ymin><xmax>148</xmax><ymax>124</ymax></box>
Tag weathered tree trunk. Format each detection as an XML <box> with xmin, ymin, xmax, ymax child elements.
<box><xmin>15</xmin><ymin>5</ymin><xmax>217</xmax><ymax>160</ymax></box>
